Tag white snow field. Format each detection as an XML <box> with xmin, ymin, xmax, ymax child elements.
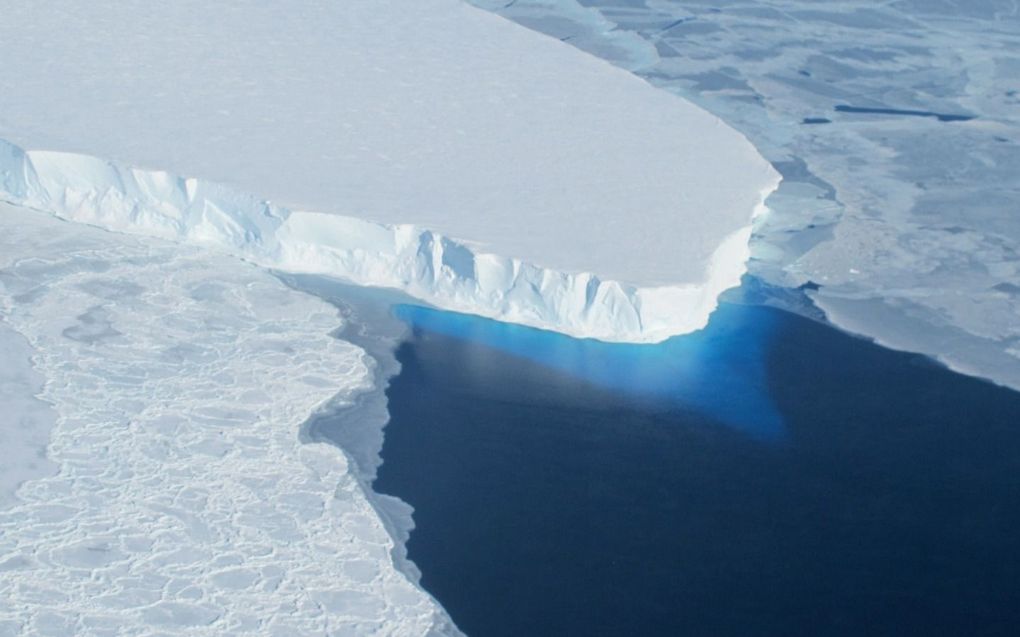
<box><xmin>471</xmin><ymin>0</ymin><xmax>1020</xmax><ymax>390</ymax></box>
<box><xmin>0</xmin><ymin>202</ymin><xmax>458</xmax><ymax>636</ymax></box>
<box><xmin>0</xmin><ymin>0</ymin><xmax>778</xmax><ymax>343</ymax></box>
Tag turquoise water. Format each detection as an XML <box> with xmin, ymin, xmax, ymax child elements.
<box><xmin>392</xmin><ymin>303</ymin><xmax>784</xmax><ymax>440</ymax></box>
<box><xmin>375</xmin><ymin>302</ymin><xmax>1020</xmax><ymax>636</ymax></box>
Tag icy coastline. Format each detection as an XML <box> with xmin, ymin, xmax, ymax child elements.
<box><xmin>0</xmin><ymin>138</ymin><xmax>775</xmax><ymax>343</ymax></box>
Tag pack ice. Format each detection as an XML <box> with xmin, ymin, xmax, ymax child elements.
<box><xmin>0</xmin><ymin>202</ymin><xmax>458</xmax><ymax>636</ymax></box>
<box><xmin>0</xmin><ymin>0</ymin><xmax>778</xmax><ymax>342</ymax></box>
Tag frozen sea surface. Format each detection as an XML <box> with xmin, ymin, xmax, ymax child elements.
<box><xmin>0</xmin><ymin>323</ymin><xmax>57</xmax><ymax>508</ymax></box>
<box><xmin>0</xmin><ymin>203</ymin><xmax>456</xmax><ymax>636</ymax></box>
<box><xmin>470</xmin><ymin>0</ymin><xmax>1020</xmax><ymax>389</ymax></box>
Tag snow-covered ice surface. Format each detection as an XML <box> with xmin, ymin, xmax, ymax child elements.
<box><xmin>0</xmin><ymin>323</ymin><xmax>57</xmax><ymax>509</ymax></box>
<box><xmin>470</xmin><ymin>0</ymin><xmax>1020</xmax><ymax>390</ymax></box>
<box><xmin>0</xmin><ymin>0</ymin><xmax>778</xmax><ymax>342</ymax></box>
<box><xmin>0</xmin><ymin>202</ymin><xmax>457</xmax><ymax>636</ymax></box>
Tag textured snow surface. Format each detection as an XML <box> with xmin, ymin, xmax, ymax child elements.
<box><xmin>0</xmin><ymin>203</ymin><xmax>456</xmax><ymax>636</ymax></box>
<box><xmin>0</xmin><ymin>0</ymin><xmax>778</xmax><ymax>342</ymax></box>
<box><xmin>472</xmin><ymin>0</ymin><xmax>1020</xmax><ymax>390</ymax></box>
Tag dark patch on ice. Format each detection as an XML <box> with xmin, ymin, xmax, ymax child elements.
<box><xmin>834</xmin><ymin>104</ymin><xmax>975</xmax><ymax>122</ymax></box>
<box><xmin>77</xmin><ymin>278</ymin><xmax>144</xmax><ymax>299</ymax></box>
<box><xmin>188</xmin><ymin>282</ymin><xmax>227</xmax><ymax>302</ymax></box>
<box><xmin>62</xmin><ymin>306</ymin><xmax>122</xmax><ymax>344</ymax></box>
<box><xmin>771</xmin><ymin>157</ymin><xmax>838</xmax><ymax>201</ymax></box>
<box><xmin>802</xmin><ymin>117</ymin><xmax>832</xmax><ymax>125</ymax></box>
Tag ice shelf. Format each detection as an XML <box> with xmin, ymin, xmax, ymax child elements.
<box><xmin>0</xmin><ymin>0</ymin><xmax>778</xmax><ymax>341</ymax></box>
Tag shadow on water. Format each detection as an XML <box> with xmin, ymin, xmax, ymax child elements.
<box><xmin>375</xmin><ymin>300</ymin><xmax>1020</xmax><ymax>637</ymax></box>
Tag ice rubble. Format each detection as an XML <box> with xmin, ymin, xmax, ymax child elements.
<box><xmin>0</xmin><ymin>0</ymin><xmax>778</xmax><ymax>342</ymax></box>
<box><xmin>0</xmin><ymin>202</ymin><xmax>458</xmax><ymax>636</ymax></box>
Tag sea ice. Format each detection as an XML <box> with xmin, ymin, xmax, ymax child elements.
<box><xmin>0</xmin><ymin>202</ymin><xmax>457</xmax><ymax>636</ymax></box>
<box><xmin>0</xmin><ymin>323</ymin><xmax>57</xmax><ymax>508</ymax></box>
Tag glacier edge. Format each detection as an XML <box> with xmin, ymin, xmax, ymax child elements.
<box><xmin>0</xmin><ymin>138</ymin><xmax>778</xmax><ymax>342</ymax></box>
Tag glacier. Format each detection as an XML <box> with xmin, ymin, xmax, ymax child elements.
<box><xmin>0</xmin><ymin>0</ymin><xmax>778</xmax><ymax>342</ymax></box>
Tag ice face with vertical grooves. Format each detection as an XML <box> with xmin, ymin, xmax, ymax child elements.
<box><xmin>0</xmin><ymin>202</ymin><xmax>459</xmax><ymax>636</ymax></box>
<box><xmin>0</xmin><ymin>0</ymin><xmax>779</xmax><ymax>342</ymax></box>
<box><xmin>0</xmin><ymin>138</ymin><xmax>775</xmax><ymax>343</ymax></box>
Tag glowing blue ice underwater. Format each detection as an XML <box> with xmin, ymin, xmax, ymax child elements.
<box><xmin>393</xmin><ymin>301</ymin><xmax>785</xmax><ymax>439</ymax></box>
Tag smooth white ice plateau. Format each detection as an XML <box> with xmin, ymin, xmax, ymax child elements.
<box><xmin>0</xmin><ymin>202</ymin><xmax>457</xmax><ymax>636</ymax></box>
<box><xmin>0</xmin><ymin>0</ymin><xmax>778</xmax><ymax>342</ymax></box>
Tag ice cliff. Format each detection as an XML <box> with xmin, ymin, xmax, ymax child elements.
<box><xmin>0</xmin><ymin>138</ymin><xmax>775</xmax><ymax>342</ymax></box>
<box><xmin>0</xmin><ymin>0</ymin><xmax>778</xmax><ymax>342</ymax></box>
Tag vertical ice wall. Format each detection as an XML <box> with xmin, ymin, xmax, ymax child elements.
<box><xmin>0</xmin><ymin>0</ymin><xmax>778</xmax><ymax>342</ymax></box>
<box><xmin>0</xmin><ymin>138</ymin><xmax>776</xmax><ymax>342</ymax></box>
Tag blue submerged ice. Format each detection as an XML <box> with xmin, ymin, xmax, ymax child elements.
<box><xmin>394</xmin><ymin>300</ymin><xmax>785</xmax><ymax>439</ymax></box>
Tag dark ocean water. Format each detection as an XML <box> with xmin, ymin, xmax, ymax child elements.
<box><xmin>374</xmin><ymin>302</ymin><xmax>1020</xmax><ymax>637</ymax></box>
